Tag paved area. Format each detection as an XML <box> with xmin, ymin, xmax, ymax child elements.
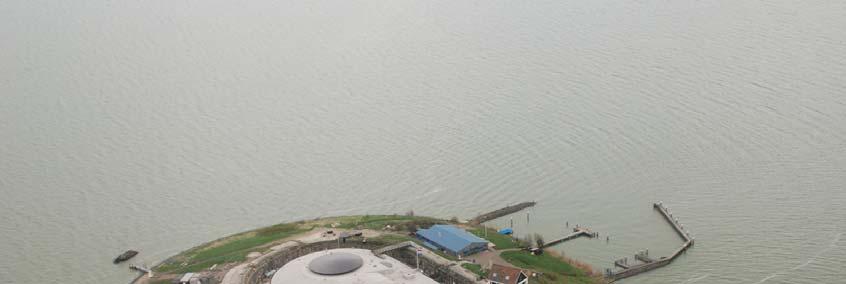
<box><xmin>465</xmin><ymin>249</ymin><xmax>510</xmax><ymax>268</ymax></box>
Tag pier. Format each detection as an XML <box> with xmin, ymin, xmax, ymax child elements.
<box><xmin>606</xmin><ymin>202</ymin><xmax>694</xmax><ymax>282</ymax></box>
<box><xmin>541</xmin><ymin>227</ymin><xmax>595</xmax><ymax>248</ymax></box>
<box><xmin>470</xmin><ymin>201</ymin><xmax>536</xmax><ymax>225</ymax></box>
<box><xmin>129</xmin><ymin>264</ymin><xmax>153</xmax><ymax>278</ymax></box>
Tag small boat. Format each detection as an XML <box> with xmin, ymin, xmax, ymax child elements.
<box><xmin>114</xmin><ymin>250</ymin><xmax>139</xmax><ymax>264</ymax></box>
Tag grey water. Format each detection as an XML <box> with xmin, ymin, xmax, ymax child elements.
<box><xmin>2</xmin><ymin>0</ymin><xmax>845</xmax><ymax>283</ymax></box>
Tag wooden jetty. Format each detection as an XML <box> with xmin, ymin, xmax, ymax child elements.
<box><xmin>470</xmin><ymin>201</ymin><xmax>536</xmax><ymax>225</ymax></box>
<box><xmin>541</xmin><ymin>227</ymin><xmax>595</xmax><ymax>248</ymax></box>
<box><xmin>634</xmin><ymin>252</ymin><xmax>655</xmax><ymax>263</ymax></box>
<box><xmin>607</xmin><ymin>202</ymin><xmax>694</xmax><ymax>282</ymax></box>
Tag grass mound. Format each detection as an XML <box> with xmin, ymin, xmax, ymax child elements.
<box><xmin>469</xmin><ymin>227</ymin><xmax>519</xmax><ymax>249</ymax></box>
<box><xmin>501</xmin><ymin>250</ymin><xmax>602</xmax><ymax>284</ymax></box>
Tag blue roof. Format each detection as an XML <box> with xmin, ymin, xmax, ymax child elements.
<box><xmin>416</xmin><ymin>225</ymin><xmax>487</xmax><ymax>253</ymax></box>
<box><xmin>498</xmin><ymin>228</ymin><xmax>513</xmax><ymax>235</ymax></box>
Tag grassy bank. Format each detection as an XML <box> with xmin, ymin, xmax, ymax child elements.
<box><xmin>155</xmin><ymin>223</ymin><xmax>311</xmax><ymax>273</ymax></box>
<box><xmin>468</xmin><ymin>227</ymin><xmax>519</xmax><ymax>249</ymax></box>
<box><xmin>501</xmin><ymin>250</ymin><xmax>603</xmax><ymax>284</ymax></box>
<box><xmin>461</xmin><ymin>263</ymin><xmax>486</xmax><ymax>278</ymax></box>
<box><xmin>155</xmin><ymin>215</ymin><xmax>445</xmax><ymax>274</ymax></box>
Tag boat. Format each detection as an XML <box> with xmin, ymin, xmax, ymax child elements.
<box><xmin>114</xmin><ymin>250</ymin><xmax>139</xmax><ymax>264</ymax></box>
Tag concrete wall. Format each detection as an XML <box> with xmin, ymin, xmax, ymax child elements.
<box><xmin>386</xmin><ymin>248</ymin><xmax>479</xmax><ymax>284</ymax></box>
<box><xmin>242</xmin><ymin>240</ymin><xmax>384</xmax><ymax>284</ymax></box>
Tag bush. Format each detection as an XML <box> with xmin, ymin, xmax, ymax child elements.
<box><xmin>534</xmin><ymin>233</ymin><xmax>545</xmax><ymax>248</ymax></box>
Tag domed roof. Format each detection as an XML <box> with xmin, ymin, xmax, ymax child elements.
<box><xmin>308</xmin><ymin>252</ymin><xmax>364</xmax><ymax>275</ymax></box>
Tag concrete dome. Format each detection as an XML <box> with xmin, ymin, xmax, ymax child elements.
<box><xmin>308</xmin><ymin>252</ymin><xmax>363</xmax><ymax>275</ymax></box>
<box><xmin>271</xmin><ymin>248</ymin><xmax>438</xmax><ymax>284</ymax></box>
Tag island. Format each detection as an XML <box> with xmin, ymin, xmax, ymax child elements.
<box><xmin>133</xmin><ymin>208</ymin><xmax>607</xmax><ymax>284</ymax></box>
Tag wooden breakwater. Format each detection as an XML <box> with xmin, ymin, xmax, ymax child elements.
<box><xmin>654</xmin><ymin>202</ymin><xmax>694</xmax><ymax>244</ymax></box>
<box><xmin>542</xmin><ymin>227</ymin><xmax>594</xmax><ymax>248</ymax></box>
<box><xmin>607</xmin><ymin>203</ymin><xmax>694</xmax><ymax>282</ymax></box>
<box><xmin>470</xmin><ymin>201</ymin><xmax>536</xmax><ymax>225</ymax></box>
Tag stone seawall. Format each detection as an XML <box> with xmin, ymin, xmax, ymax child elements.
<box><xmin>471</xmin><ymin>202</ymin><xmax>536</xmax><ymax>225</ymax></box>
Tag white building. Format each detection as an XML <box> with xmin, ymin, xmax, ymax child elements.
<box><xmin>271</xmin><ymin>248</ymin><xmax>438</xmax><ymax>284</ymax></box>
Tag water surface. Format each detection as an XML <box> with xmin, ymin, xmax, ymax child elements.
<box><xmin>1</xmin><ymin>1</ymin><xmax>845</xmax><ymax>283</ymax></box>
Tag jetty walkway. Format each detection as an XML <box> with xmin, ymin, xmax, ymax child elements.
<box><xmin>541</xmin><ymin>227</ymin><xmax>595</xmax><ymax>248</ymax></box>
<box><xmin>607</xmin><ymin>202</ymin><xmax>694</xmax><ymax>282</ymax></box>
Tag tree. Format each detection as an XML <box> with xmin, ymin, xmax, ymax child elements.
<box><xmin>534</xmin><ymin>233</ymin><xmax>545</xmax><ymax>248</ymax></box>
<box><xmin>517</xmin><ymin>235</ymin><xmax>534</xmax><ymax>248</ymax></box>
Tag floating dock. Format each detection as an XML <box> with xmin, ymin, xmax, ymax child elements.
<box><xmin>607</xmin><ymin>202</ymin><xmax>694</xmax><ymax>282</ymax></box>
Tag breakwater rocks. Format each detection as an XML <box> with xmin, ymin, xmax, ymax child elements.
<box><xmin>470</xmin><ymin>202</ymin><xmax>536</xmax><ymax>225</ymax></box>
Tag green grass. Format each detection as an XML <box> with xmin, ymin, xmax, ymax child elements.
<box><xmin>335</xmin><ymin>215</ymin><xmax>444</xmax><ymax>230</ymax></box>
<box><xmin>469</xmin><ymin>227</ymin><xmax>518</xmax><ymax>249</ymax></box>
<box><xmin>156</xmin><ymin>223</ymin><xmax>311</xmax><ymax>273</ymax></box>
<box><xmin>500</xmin><ymin>251</ymin><xmax>600</xmax><ymax>284</ymax></box>
<box><xmin>461</xmin><ymin>263</ymin><xmax>486</xmax><ymax>278</ymax></box>
<box><xmin>155</xmin><ymin>215</ymin><xmax>449</xmax><ymax>274</ymax></box>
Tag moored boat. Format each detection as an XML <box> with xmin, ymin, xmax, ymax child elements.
<box><xmin>114</xmin><ymin>250</ymin><xmax>139</xmax><ymax>264</ymax></box>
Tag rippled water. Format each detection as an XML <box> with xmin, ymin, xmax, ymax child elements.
<box><xmin>2</xmin><ymin>1</ymin><xmax>845</xmax><ymax>283</ymax></box>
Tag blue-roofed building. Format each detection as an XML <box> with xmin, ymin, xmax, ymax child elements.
<box><xmin>416</xmin><ymin>225</ymin><xmax>489</xmax><ymax>256</ymax></box>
